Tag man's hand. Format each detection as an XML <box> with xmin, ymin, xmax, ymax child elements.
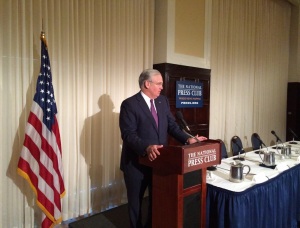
<box><xmin>187</xmin><ymin>135</ymin><xmax>207</xmax><ymax>144</ymax></box>
<box><xmin>146</xmin><ymin>145</ymin><xmax>163</xmax><ymax>161</ymax></box>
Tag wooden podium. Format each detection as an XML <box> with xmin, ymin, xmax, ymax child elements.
<box><xmin>139</xmin><ymin>140</ymin><xmax>221</xmax><ymax>228</ymax></box>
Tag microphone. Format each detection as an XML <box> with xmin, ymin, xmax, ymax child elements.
<box><xmin>271</xmin><ymin>130</ymin><xmax>285</xmax><ymax>150</ymax></box>
<box><xmin>176</xmin><ymin>111</ymin><xmax>191</xmax><ymax>133</ymax></box>
<box><xmin>185</xmin><ymin>131</ymin><xmax>201</xmax><ymax>143</ymax></box>
<box><xmin>271</xmin><ymin>130</ymin><xmax>283</xmax><ymax>143</ymax></box>
<box><xmin>175</xmin><ymin>111</ymin><xmax>201</xmax><ymax>143</ymax></box>
<box><xmin>289</xmin><ymin>128</ymin><xmax>299</xmax><ymax>141</ymax></box>
<box><xmin>253</xmin><ymin>133</ymin><xmax>267</xmax><ymax>148</ymax></box>
<box><xmin>253</xmin><ymin>133</ymin><xmax>268</xmax><ymax>154</ymax></box>
<box><xmin>232</xmin><ymin>138</ymin><xmax>245</xmax><ymax>161</ymax></box>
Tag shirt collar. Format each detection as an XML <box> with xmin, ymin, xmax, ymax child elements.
<box><xmin>140</xmin><ymin>91</ymin><xmax>151</xmax><ymax>108</ymax></box>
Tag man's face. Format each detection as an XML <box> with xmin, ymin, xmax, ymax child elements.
<box><xmin>145</xmin><ymin>74</ymin><xmax>163</xmax><ymax>99</ymax></box>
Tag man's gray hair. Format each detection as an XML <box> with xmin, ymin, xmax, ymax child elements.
<box><xmin>138</xmin><ymin>69</ymin><xmax>161</xmax><ymax>88</ymax></box>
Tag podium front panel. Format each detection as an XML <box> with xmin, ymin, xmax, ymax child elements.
<box><xmin>183</xmin><ymin>170</ymin><xmax>202</xmax><ymax>189</ymax></box>
<box><xmin>183</xmin><ymin>192</ymin><xmax>201</xmax><ymax>227</ymax></box>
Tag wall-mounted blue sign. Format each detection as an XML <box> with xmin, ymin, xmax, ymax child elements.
<box><xmin>176</xmin><ymin>81</ymin><xmax>203</xmax><ymax>108</ymax></box>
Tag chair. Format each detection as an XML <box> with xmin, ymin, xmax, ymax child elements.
<box><xmin>217</xmin><ymin>139</ymin><xmax>228</xmax><ymax>159</ymax></box>
<box><xmin>208</xmin><ymin>139</ymin><xmax>228</xmax><ymax>171</ymax></box>
<box><xmin>251</xmin><ymin>133</ymin><xmax>262</xmax><ymax>151</ymax></box>
<box><xmin>231</xmin><ymin>135</ymin><xmax>244</xmax><ymax>156</ymax></box>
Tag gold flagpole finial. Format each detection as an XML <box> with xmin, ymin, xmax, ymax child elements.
<box><xmin>40</xmin><ymin>31</ymin><xmax>48</xmax><ymax>48</ymax></box>
<box><xmin>40</xmin><ymin>19</ymin><xmax>48</xmax><ymax>48</ymax></box>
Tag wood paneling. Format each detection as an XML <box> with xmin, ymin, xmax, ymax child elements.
<box><xmin>286</xmin><ymin>82</ymin><xmax>300</xmax><ymax>141</ymax></box>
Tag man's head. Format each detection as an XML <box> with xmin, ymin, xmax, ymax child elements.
<box><xmin>139</xmin><ymin>69</ymin><xmax>163</xmax><ymax>99</ymax></box>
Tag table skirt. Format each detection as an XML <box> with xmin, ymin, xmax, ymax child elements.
<box><xmin>206</xmin><ymin>165</ymin><xmax>300</xmax><ymax>228</ymax></box>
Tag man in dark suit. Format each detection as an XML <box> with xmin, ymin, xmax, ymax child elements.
<box><xmin>119</xmin><ymin>69</ymin><xmax>207</xmax><ymax>228</ymax></box>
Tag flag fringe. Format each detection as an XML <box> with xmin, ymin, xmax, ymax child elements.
<box><xmin>17</xmin><ymin>168</ymin><xmax>64</xmax><ymax>225</ymax></box>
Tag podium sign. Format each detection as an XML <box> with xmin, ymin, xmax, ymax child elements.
<box><xmin>139</xmin><ymin>140</ymin><xmax>221</xmax><ymax>228</ymax></box>
<box><xmin>184</xmin><ymin>142</ymin><xmax>219</xmax><ymax>173</ymax></box>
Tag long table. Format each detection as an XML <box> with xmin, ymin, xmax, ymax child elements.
<box><xmin>206</xmin><ymin>142</ymin><xmax>300</xmax><ymax>228</ymax></box>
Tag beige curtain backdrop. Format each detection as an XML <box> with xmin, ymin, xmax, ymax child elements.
<box><xmin>210</xmin><ymin>0</ymin><xmax>291</xmax><ymax>154</ymax></box>
<box><xmin>1</xmin><ymin>0</ymin><xmax>154</xmax><ymax>227</ymax></box>
<box><xmin>0</xmin><ymin>0</ymin><xmax>292</xmax><ymax>227</ymax></box>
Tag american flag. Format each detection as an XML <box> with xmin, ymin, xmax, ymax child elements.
<box><xmin>17</xmin><ymin>33</ymin><xmax>65</xmax><ymax>227</ymax></box>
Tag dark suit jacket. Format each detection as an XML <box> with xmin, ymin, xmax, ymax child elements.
<box><xmin>119</xmin><ymin>92</ymin><xmax>189</xmax><ymax>177</ymax></box>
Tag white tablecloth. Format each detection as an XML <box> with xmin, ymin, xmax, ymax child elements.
<box><xmin>206</xmin><ymin>141</ymin><xmax>300</xmax><ymax>192</ymax></box>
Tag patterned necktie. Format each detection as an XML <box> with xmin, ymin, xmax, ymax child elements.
<box><xmin>150</xmin><ymin>99</ymin><xmax>158</xmax><ymax>128</ymax></box>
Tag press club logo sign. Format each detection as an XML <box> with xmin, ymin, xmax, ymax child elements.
<box><xmin>176</xmin><ymin>81</ymin><xmax>203</xmax><ymax>108</ymax></box>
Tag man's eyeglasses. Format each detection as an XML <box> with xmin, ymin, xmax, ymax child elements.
<box><xmin>148</xmin><ymin>80</ymin><xmax>163</xmax><ymax>86</ymax></box>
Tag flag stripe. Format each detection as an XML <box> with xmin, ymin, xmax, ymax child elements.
<box><xmin>42</xmin><ymin>213</ymin><xmax>55</xmax><ymax>228</ymax></box>
<box><xmin>27</xmin><ymin>106</ymin><xmax>64</xmax><ymax>193</ymax></box>
<box><xmin>22</xmin><ymin>108</ymin><xmax>62</xmax><ymax>216</ymax></box>
<box><xmin>17</xmin><ymin>157</ymin><xmax>55</xmax><ymax>217</ymax></box>
<box><xmin>29</xmin><ymin>104</ymin><xmax>64</xmax><ymax>194</ymax></box>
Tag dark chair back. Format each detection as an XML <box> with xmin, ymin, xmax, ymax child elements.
<box><xmin>217</xmin><ymin>139</ymin><xmax>228</xmax><ymax>159</ymax></box>
<box><xmin>251</xmin><ymin>133</ymin><xmax>262</xmax><ymax>151</ymax></box>
<box><xmin>231</xmin><ymin>136</ymin><xmax>244</xmax><ymax>156</ymax></box>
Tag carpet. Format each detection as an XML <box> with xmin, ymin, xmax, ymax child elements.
<box><xmin>69</xmin><ymin>214</ymin><xmax>116</xmax><ymax>228</ymax></box>
<box><xmin>68</xmin><ymin>197</ymin><xmax>149</xmax><ymax>228</ymax></box>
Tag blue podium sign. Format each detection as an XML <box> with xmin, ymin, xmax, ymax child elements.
<box><xmin>176</xmin><ymin>81</ymin><xmax>203</xmax><ymax>108</ymax></box>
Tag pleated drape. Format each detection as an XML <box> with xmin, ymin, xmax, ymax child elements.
<box><xmin>1</xmin><ymin>0</ymin><xmax>154</xmax><ymax>226</ymax></box>
<box><xmin>0</xmin><ymin>0</ymin><xmax>293</xmax><ymax>226</ymax></box>
<box><xmin>210</xmin><ymin>0</ymin><xmax>291</xmax><ymax>154</ymax></box>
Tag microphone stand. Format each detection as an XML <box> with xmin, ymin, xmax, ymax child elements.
<box><xmin>290</xmin><ymin>136</ymin><xmax>296</xmax><ymax>144</ymax></box>
<box><xmin>274</xmin><ymin>137</ymin><xmax>285</xmax><ymax>159</ymax></box>
<box><xmin>233</xmin><ymin>148</ymin><xmax>245</xmax><ymax>161</ymax></box>
<box><xmin>232</xmin><ymin>140</ymin><xmax>245</xmax><ymax>161</ymax></box>
<box><xmin>177</xmin><ymin>117</ymin><xmax>201</xmax><ymax>144</ymax></box>
<box><xmin>183</xmin><ymin>129</ymin><xmax>201</xmax><ymax>143</ymax></box>
<box><xmin>257</xmin><ymin>140</ymin><xmax>269</xmax><ymax>165</ymax></box>
<box><xmin>271</xmin><ymin>131</ymin><xmax>285</xmax><ymax>150</ymax></box>
<box><xmin>257</xmin><ymin>137</ymin><xmax>269</xmax><ymax>154</ymax></box>
<box><xmin>182</xmin><ymin>126</ymin><xmax>216</xmax><ymax>171</ymax></box>
<box><xmin>289</xmin><ymin>128</ymin><xmax>299</xmax><ymax>144</ymax></box>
